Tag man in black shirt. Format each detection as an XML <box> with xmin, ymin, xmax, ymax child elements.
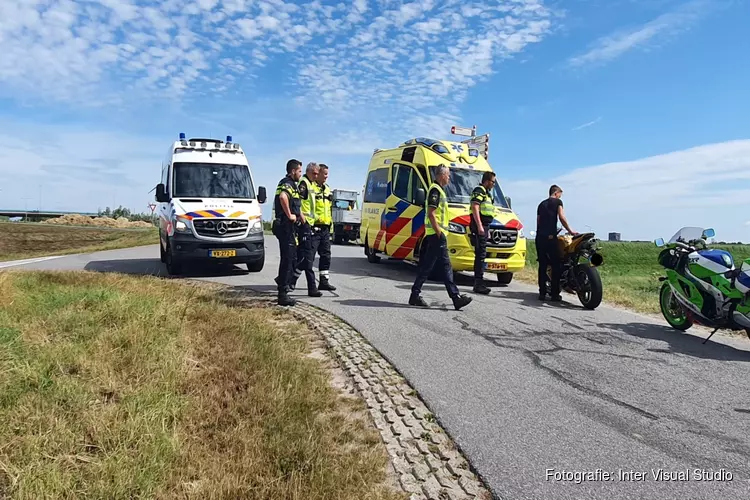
<box><xmin>535</xmin><ymin>184</ymin><xmax>576</xmax><ymax>301</ymax></box>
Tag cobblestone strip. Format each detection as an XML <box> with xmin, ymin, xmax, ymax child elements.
<box><xmin>280</xmin><ymin>301</ymin><xmax>494</xmax><ymax>500</ymax></box>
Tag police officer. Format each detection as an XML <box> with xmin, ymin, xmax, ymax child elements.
<box><xmin>272</xmin><ymin>159</ymin><xmax>303</xmax><ymax>306</ymax></box>
<box><xmin>470</xmin><ymin>171</ymin><xmax>497</xmax><ymax>295</ymax></box>
<box><xmin>312</xmin><ymin>163</ymin><xmax>336</xmax><ymax>291</ymax></box>
<box><xmin>408</xmin><ymin>164</ymin><xmax>472</xmax><ymax>311</ymax></box>
<box><xmin>289</xmin><ymin>162</ymin><xmax>322</xmax><ymax>297</ymax></box>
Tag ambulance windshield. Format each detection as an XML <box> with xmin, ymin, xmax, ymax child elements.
<box><xmin>428</xmin><ymin>166</ymin><xmax>510</xmax><ymax>208</ymax></box>
<box><xmin>173</xmin><ymin>162</ymin><xmax>256</xmax><ymax>199</ymax></box>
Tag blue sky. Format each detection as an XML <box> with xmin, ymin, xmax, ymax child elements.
<box><xmin>0</xmin><ymin>0</ymin><xmax>748</xmax><ymax>242</ymax></box>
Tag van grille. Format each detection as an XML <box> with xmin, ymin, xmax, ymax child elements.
<box><xmin>193</xmin><ymin>219</ymin><xmax>248</xmax><ymax>238</ymax></box>
<box><xmin>487</xmin><ymin>228</ymin><xmax>517</xmax><ymax>248</ymax></box>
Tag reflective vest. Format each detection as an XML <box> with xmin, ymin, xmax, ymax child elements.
<box><xmin>473</xmin><ymin>185</ymin><xmax>495</xmax><ymax>218</ymax></box>
<box><xmin>298</xmin><ymin>175</ymin><xmax>316</xmax><ymax>220</ymax></box>
<box><xmin>314</xmin><ymin>183</ymin><xmax>333</xmax><ymax>226</ymax></box>
<box><xmin>273</xmin><ymin>176</ymin><xmax>301</xmax><ymax>221</ymax></box>
<box><xmin>424</xmin><ymin>183</ymin><xmax>449</xmax><ymax>236</ymax></box>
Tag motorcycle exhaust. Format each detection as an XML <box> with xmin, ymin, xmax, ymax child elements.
<box><xmin>733</xmin><ymin>311</ymin><xmax>750</xmax><ymax>329</ymax></box>
<box><xmin>590</xmin><ymin>252</ymin><xmax>604</xmax><ymax>267</ymax></box>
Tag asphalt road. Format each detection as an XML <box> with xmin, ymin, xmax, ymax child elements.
<box><xmin>7</xmin><ymin>241</ymin><xmax>750</xmax><ymax>500</ymax></box>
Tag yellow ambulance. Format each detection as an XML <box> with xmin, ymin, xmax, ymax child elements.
<box><xmin>359</xmin><ymin>137</ymin><xmax>526</xmax><ymax>283</ymax></box>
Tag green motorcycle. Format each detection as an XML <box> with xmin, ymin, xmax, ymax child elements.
<box><xmin>655</xmin><ymin>227</ymin><xmax>750</xmax><ymax>343</ymax></box>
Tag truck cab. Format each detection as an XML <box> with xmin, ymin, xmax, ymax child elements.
<box><xmin>331</xmin><ymin>189</ymin><xmax>362</xmax><ymax>244</ymax></box>
<box><xmin>154</xmin><ymin>133</ymin><xmax>267</xmax><ymax>275</ymax></box>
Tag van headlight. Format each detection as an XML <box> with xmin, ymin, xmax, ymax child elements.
<box><xmin>448</xmin><ymin>222</ymin><xmax>467</xmax><ymax>234</ymax></box>
<box><xmin>518</xmin><ymin>228</ymin><xmax>525</xmax><ymax>238</ymax></box>
<box><xmin>175</xmin><ymin>219</ymin><xmax>190</xmax><ymax>232</ymax></box>
<box><xmin>249</xmin><ymin>219</ymin><xmax>262</xmax><ymax>232</ymax></box>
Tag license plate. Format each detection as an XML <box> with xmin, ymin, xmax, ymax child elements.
<box><xmin>209</xmin><ymin>249</ymin><xmax>236</xmax><ymax>258</ymax></box>
<box><xmin>486</xmin><ymin>262</ymin><xmax>507</xmax><ymax>271</ymax></box>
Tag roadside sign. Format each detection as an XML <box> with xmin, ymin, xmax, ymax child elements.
<box><xmin>450</xmin><ymin>125</ymin><xmax>474</xmax><ymax>137</ymax></box>
<box><xmin>468</xmin><ymin>133</ymin><xmax>489</xmax><ymax>144</ymax></box>
<box><xmin>148</xmin><ymin>203</ymin><xmax>156</xmax><ymax>213</ymax></box>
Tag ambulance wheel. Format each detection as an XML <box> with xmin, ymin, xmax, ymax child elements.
<box><xmin>245</xmin><ymin>254</ymin><xmax>264</xmax><ymax>273</ymax></box>
<box><xmin>496</xmin><ymin>272</ymin><xmax>513</xmax><ymax>285</ymax></box>
<box><xmin>365</xmin><ymin>236</ymin><xmax>380</xmax><ymax>263</ymax></box>
<box><xmin>159</xmin><ymin>238</ymin><xmax>166</xmax><ymax>263</ymax></box>
<box><xmin>165</xmin><ymin>243</ymin><xmax>183</xmax><ymax>276</ymax></box>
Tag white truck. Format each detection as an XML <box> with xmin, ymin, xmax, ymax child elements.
<box><xmin>154</xmin><ymin>133</ymin><xmax>267</xmax><ymax>275</ymax></box>
<box><xmin>331</xmin><ymin>189</ymin><xmax>362</xmax><ymax>245</ymax></box>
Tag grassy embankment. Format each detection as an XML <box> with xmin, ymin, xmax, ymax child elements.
<box><xmin>0</xmin><ymin>271</ymin><xmax>402</xmax><ymax>499</ymax></box>
<box><xmin>517</xmin><ymin>240</ymin><xmax>750</xmax><ymax>315</ymax></box>
<box><xmin>0</xmin><ymin>222</ymin><xmax>159</xmax><ymax>262</ymax></box>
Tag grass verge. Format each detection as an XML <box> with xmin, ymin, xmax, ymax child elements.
<box><xmin>517</xmin><ymin>240</ymin><xmax>750</xmax><ymax>315</ymax></box>
<box><xmin>0</xmin><ymin>271</ymin><xmax>403</xmax><ymax>499</ymax></box>
<box><xmin>0</xmin><ymin>222</ymin><xmax>159</xmax><ymax>262</ymax></box>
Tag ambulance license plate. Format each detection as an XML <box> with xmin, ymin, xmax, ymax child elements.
<box><xmin>486</xmin><ymin>262</ymin><xmax>507</xmax><ymax>271</ymax></box>
<box><xmin>209</xmin><ymin>249</ymin><xmax>236</xmax><ymax>258</ymax></box>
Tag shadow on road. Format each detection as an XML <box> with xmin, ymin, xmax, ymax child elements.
<box><xmin>83</xmin><ymin>258</ymin><xmax>250</xmax><ymax>278</ymax></box>
<box><xmin>334</xmin><ymin>298</ymin><xmax>415</xmax><ymax>309</ymax></box>
<box><xmin>599</xmin><ymin>321</ymin><xmax>750</xmax><ymax>361</ymax></box>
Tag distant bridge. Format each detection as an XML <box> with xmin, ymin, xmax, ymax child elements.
<box><xmin>0</xmin><ymin>209</ymin><xmax>99</xmax><ymax>222</ymax></box>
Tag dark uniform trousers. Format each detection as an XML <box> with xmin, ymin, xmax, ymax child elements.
<box><xmin>272</xmin><ymin>219</ymin><xmax>297</xmax><ymax>292</ymax></box>
<box><xmin>536</xmin><ymin>235</ymin><xmax>563</xmax><ymax>296</ymax></box>
<box><xmin>470</xmin><ymin>218</ymin><xmax>492</xmax><ymax>281</ymax></box>
<box><xmin>291</xmin><ymin>223</ymin><xmax>317</xmax><ymax>290</ymax></box>
<box><xmin>411</xmin><ymin>234</ymin><xmax>460</xmax><ymax>298</ymax></box>
<box><xmin>312</xmin><ymin>224</ymin><xmax>332</xmax><ymax>274</ymax></box>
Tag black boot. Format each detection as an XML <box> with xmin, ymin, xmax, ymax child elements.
<box><xmin>408</xmin><ymin>293</ymin><xmax>428</xmax><ymax>307</ymax></box>
<box><xmin>278</xmin><ymin>290</ymin><xmax>296</xmax><ymax>306</ymax></box>
<box><xmin>452</xmin><ymin>294</ymin><xmax>472</xmax><ymax>311</ymax></box>
<box><xmin>308</xmin><ymin>286</ymin><xmax>322</xmax><ymax>297</ymax></box>
<box><xmin>473</xmin><ymin>279</ymin><xmax>490</xmax><ymax>295</ymax></box>
<box><xmin>318</xmin><ymin>276</ymin><xmax>336</xmax><ymax>291</ymax></box>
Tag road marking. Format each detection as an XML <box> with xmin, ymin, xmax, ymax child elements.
<box><xmin>0</xmin><ymin>255</ymin><xmax>65</xmax><ymax>269</ymax></box>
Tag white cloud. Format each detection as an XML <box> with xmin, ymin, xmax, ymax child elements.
<box><xmin>502</xmin><ymin>139</ymin><xmax>750</xmax><ymax>243</ymax></box>
<box><xmin>572</xmin><ymin>117</ymin><xmax>602</xmax><ymax>131</ymax></box>
<box><xmin>566</xmin><ymin>0</ymin><xmax>713</xmax><ymax>69</ymax></box>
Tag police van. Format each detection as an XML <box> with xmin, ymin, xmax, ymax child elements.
<box><xmin>359</xmin><ymin>137</ymin><xmax>527</xmax><ymax>283</ymax></box>
<box><xmin>155</xmin><ymin>133</ymin><xmax>267</xmax><ymax>275</ymax></box>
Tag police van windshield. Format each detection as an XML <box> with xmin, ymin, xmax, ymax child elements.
<box><xmin>428</xmin><ymin>166</ymin><xmax>510</xmax><ymax>208</ymax></box>
<box><xmin>172</xmin><ymin>162</ymin><xmax>256</xmax><ymax>199</ymax></box>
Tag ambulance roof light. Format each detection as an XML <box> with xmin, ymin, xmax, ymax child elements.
<box><xmin>179</xmin><ymin>132</ymin><xmax>186</xmax><ymax>140</ymax></box>
<box><xmin>226</xmin><ymin>135</ymin><xmax>232</xmax><ymax>143</ymax></box>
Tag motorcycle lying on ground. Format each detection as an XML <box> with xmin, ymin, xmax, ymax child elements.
<box><xmin>542</xmin><ymin>228</ymin><xmax>605</xmax><ymax>310</ymax></box>
<box><xmin>655</xmin><ymin>226</ymin><xmax>750</xmax><ymax>343</ymax></box>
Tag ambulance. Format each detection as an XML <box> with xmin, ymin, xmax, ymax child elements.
<box><xmin>359</xmin><ymin>137</ymin><xmax>526</xmax><ymax>283</ymax></box>
<box><xmin>154</xmin><ymin>133</ymin><xmax>267</xmax><ymax>275</ymax></box>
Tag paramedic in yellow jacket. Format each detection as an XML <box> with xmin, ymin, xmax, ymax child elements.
<box><xmin>289</xmin><ymin>162</ymin><xmax>322</xmax><ymax>296</ymax></box>
<box><xmin>312</xmin><ymin>164</ymin><xmax>336</xmax><ymax>291</ymax></box>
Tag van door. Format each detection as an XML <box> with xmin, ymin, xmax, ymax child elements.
<box><xmin>385</xmin><ymin>163</ymin><xmax>427</xmax><ymax>259</ymax></box>
<box><xmin>362</xmin><ymin>167</ymin><xmax>389</xmax><ymax>250</ymax></box>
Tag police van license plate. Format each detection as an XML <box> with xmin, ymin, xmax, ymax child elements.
<box><xmin>209</xmin><ymin>249</ymin><xmax>236</xmax><ymax>258</ymax></box>
<box><xmin>486</xmin><ymin>262</ymin><xmax>507</xmax><ymax>271</ymax></box>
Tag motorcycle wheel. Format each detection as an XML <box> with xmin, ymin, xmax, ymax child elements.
<box><xmin>576</xmin><ymin>264</ymin><xmax>603</xmax><ymax>310</ymax></box>
<box><xmin>659</xmin><ymin>281</ymin><xmax>693</xmax><ymax>331</ymax></box>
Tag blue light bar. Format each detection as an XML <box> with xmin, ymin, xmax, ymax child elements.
<box><xmin>179</xmin><ymin>132</ymin><xmax>186</xmax><ymax>140</ymax></box>
<box><xmin>226</xmin><ymin>135</ymin><xmax>232</xmax><ymax>143</ymax></box>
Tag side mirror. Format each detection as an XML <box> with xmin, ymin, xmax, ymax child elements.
<box><xmin>258</xmin><ymin>186</ymin><xmax>267</xmax><ymax>204</ymax></box>
<box><xmin>414</xmin><ymin>187</ymin><xmax>426</xmax><ymax>206</ymax></box>
<box><xmin>505</xmin><ymin>196</ymin><xmax>512</xmax><ymax>208</ymax></box>
<box><xmin>654</xmin><ymin>238</ymin><xmax>665</xmax><ymax>247</ymax></box>
<box><xmin>702</xmin><ymin>228</ymin><xmax>715</xmax><ymax>239</ymax></box>
<box><xmin>155</xmin><ymin>183</ymin><xmax>169</xmax><ymax>202</ymax></box>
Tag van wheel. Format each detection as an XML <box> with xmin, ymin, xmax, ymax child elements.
<box><xmin>365</xmin><ymin>236</ymin><xmax>381</xmax><ymax>263</ymax></box>
<box><xmin>159</xmin><ymin>236</ymin><xmax>166</xmax><ymax>263</ymax></box>
<box><xmin>165</xmin><ymin>243</ymin><xmax>183</xmax><ymax>276</ymax></box>
<box><xmin>496</xmin><ymin>272</ymin><xmax>513</xmax><ymax>285</ymax></box>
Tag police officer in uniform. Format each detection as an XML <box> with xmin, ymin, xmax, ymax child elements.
<box><xmin>408</xmin><ymin>164</ymin><xmax>472</xmax><ymax>311</ymax></box>
<box><xmin>312</xmin><ymin>163</ymin><xmax>336</xmax><ymax>291</ymax></box>
<box><xmin>470</xmin><ymin>171</ymin><xmax>497</xmax><ymax>295</ymax></box>
<box><xmin>289</xmin><ymin>162</ymin><xmax>322</xmax><ymax>297</ymax></box>
<box><xmin>272</xmin><ymin>159</ymin><xmax>303</xmax><ymax>306</ymax></box>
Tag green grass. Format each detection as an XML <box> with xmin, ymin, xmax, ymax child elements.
<box><xmin>518</xmin><ymin>240</ymin><xmax>750</xmax><ymax>315</ymax></box>
<box><xmin>0</xmin><ymin>222</ymin><xmax>159</xmax><ymax>262</ymax></box>
<box><xmin>0</xmin><ymin>271</ymin><xmax>403</xmax><ymax>499</ymax></box>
